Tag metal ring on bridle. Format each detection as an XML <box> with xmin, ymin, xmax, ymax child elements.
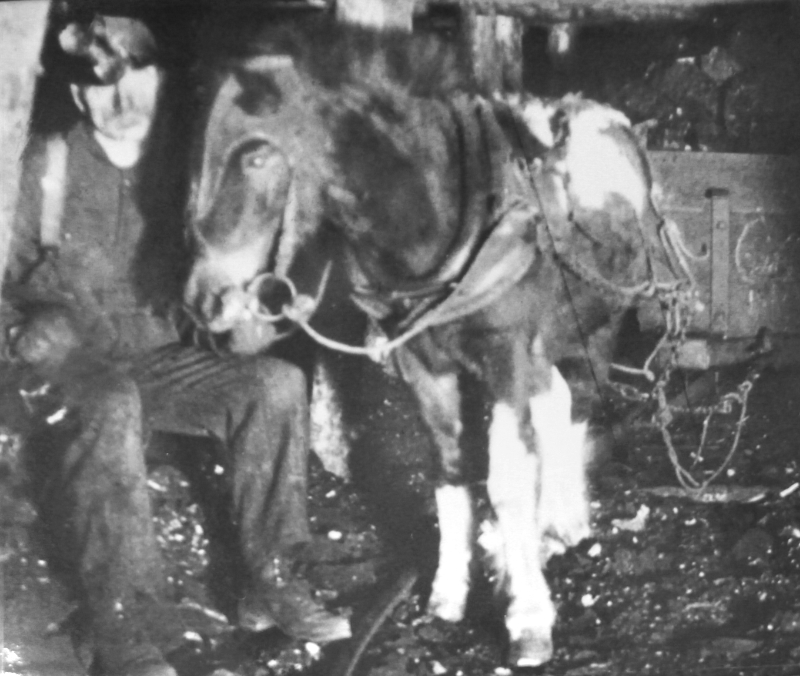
<box><xmin>247</xmin><ymin>272</ymin><xmax>299</xmax><ymax>323</ymax></box>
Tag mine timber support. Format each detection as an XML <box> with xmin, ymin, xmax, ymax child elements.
<box><xmin>415</xmin><ymin>0</ymin><xmax>790</xmax><ymax>24</ymax></box>
<box><xmin>0</xmin><ymin>0</ymin><xmax>51</xmax><ymax>300</ymax></box>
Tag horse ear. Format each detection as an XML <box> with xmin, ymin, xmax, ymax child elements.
<box><xmin>232</xmin><ymin>55</ymin><xmax>297</xmax><ymax>114</ymax></box>
<box><xmin>492</xmin><ymin>96</ymin><xmax>550</xmax><ymax>162</ymax></box>
<box><xmin>238</xmin><ymin>54</ymin><xmax>296</xmax><ymax>75</ymax></box>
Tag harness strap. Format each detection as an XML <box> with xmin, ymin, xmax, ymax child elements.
<box><xmin>39</xmin><ymin>134</ymin><xmax>69</xmax><ymax>249</ymax></box>
<box><xmin>411</xmin><ymin>200</ymin><xmax>538</xmax><ymax>329</ymax></box>
<box><xmin>284</xmin><ymin>200</ymin><xmax>540</xmax><ymax>361</ymax></box>
<box><xmin>343</xmin><ymin>94</ymin><xmax>502</xmax><ymax>311</ymax></box>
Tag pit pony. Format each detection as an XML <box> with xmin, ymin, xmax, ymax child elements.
<box><xmin>184</xmin><ymin>21</ymin><xmax>687</xmax><ymax>667</ymax></box>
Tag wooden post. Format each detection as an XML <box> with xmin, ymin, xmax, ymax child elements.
<box><xmin>336</xmin><ymin>0</ymin><xmax>416</xmax><ymax>31</ymax></box>
<box><xmin>545</xmin><ymin>20</ymin><xmax>579</xmax><ymax>92</ymax></box>
<box><xmin>461</xmin><ymin>9</ymin><xmax>523</xmax><ymax>94</ymax></box>
<box><xmin>0</xmin><ymin>0</ymin><xmax>51</xmax><ymax>299</ymax></box>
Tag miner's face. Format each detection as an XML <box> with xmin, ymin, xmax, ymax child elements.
<box><xmin>71</xmin><ymin>64</ymin><xmax>165</xmax><ymax>156</ymax></box>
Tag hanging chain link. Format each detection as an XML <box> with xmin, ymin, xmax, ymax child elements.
<box><xmin>655</xmin><ymin>364</ymin><xmax>759</xmax><ymax>494</ymax></box>
<box><xmin>607</xmin><ymin>289</ymin><xmax>762</xmax><ymax>495</ymax></box>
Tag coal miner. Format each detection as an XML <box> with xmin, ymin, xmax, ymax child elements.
<box><xmin>2</xmin><ymin>11</ymin><xmax>350</xmax><ymax>676</ymax></box>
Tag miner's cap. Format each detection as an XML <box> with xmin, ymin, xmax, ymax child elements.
<box><xmin>58</xmin><ymin>14</ymin><xmax>158</xmax><ymax>85</ymax></box>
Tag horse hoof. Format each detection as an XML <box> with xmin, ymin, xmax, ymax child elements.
<box><xmin>542</xmin><ymin>518</ymin><xmax>591</xmax><ymax>561</ymax></box>
<box><xmin>428</xmin><ymin>591</ymin><xmax>467</xmax><ymax>623</ymax></box>
<box><xmin>509</xmin><ymin>629</ymin><xmax>553</xmax><ymax>668</ymax></box>
<box><xmin>428</xmin><ymin>571</ymin><xmax>469</xmax><ymax>623</ymax></box>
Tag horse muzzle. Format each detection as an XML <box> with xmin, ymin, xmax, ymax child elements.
<box><xmin>184</xmin><ymin>270</ymin><xmax>321</xmax><ymax>354</ymax></box>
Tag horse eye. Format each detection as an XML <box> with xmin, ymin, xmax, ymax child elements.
<box><xmin>243</xmin><ymin>152</ymin><xmax>267</xmax><ymax>169</ymax></box>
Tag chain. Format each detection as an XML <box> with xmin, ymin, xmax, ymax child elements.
<box><xmin>608</xmin><ymin>284</ymin><xmax>693</xmax><ymax>387</ymax></box>
<box><xmin>656</xmin><ymin>365</ymin><xmax>759</xmax><ymax>494</ymax></box>
<box><xmin>610</xmin><ymin>344</ymin><xmax>760</xmax><ymax>495</ymax></box>
<box><xmin>606</xmin><ymin>282</ymin><xmax>761</xmax><ymax>495</ymax></box>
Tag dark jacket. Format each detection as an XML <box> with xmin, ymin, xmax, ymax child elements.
<box><xmin>6</xmin><ymin>119</ymin><xmax>187</xmax><ymax>359</ymax></box>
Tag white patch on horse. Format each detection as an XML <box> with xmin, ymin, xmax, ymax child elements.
<box><xmin>564</xmin><ymin>96</ymin><xmax>632</xmax><ymax>131</ymax></box>
<box><xmin>429</xmin><ymin>484</ymin><xmax>473</xmax><ymax>622</ymax></box>
<box><xmin>562</xmin><ymin>108</ymin><xmax>650</xmax><ymax>218</ymax></box>
<box><xmin>518</xmin><ymin>96</ymin><xmax>650</xmax><ymax>219</ymax></box>
<box><xmin>519</xmin><ymin>97</ymin><xmax>558</xmax><ymax>148</ymax></box>
<box><xmin>532</xmin><ymin>366</ymin><xmax>592</xmax><ymax>560</ymax></box>
<box><xmin>486</xmin><ymin>401</ymin><xmax>555</xmax><ymax>667</ymax></box>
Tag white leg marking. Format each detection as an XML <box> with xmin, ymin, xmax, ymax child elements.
<box><xmin>520</xmin><ymin>98</ymin><xmax>557</xmax><ymax>148</ymax></box>
<box><xmin>429</xmin><ymin>484</ymin><xmax>473</xmax><ymax>622</ymax></box>
<box><xmin>486</xmin><ymin>402</ymin><xmax>555</xmax><ymax>667</ymax></box>
<box><xmin>532</xmin><ymin>366</ymin><xmax>592</xmax><ymax>560</ymax></box>
<box><xmin>310</xmin><ymin>359</ymin><xmax>349</xmax><ymax>479</ymax></box>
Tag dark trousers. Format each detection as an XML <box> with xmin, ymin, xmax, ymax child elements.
<box><xmin>25</xmin><ymin>344</ymin><xmax>310</xmax><ymax>669</ymax></box>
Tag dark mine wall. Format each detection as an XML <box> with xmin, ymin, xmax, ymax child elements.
<box><xmin>524</xmin><ymin>2</ymin><xmax>800</xmax><ymax>155</ymax></box>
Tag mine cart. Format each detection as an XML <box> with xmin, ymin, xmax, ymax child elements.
<box><xmin>641</xmin><ymin>150</ymin><xmax>800</xmax><ymax>370</ymax></box>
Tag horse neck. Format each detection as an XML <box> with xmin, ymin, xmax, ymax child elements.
<box><xmin>339</xmin><ymin>96</ymin><xmax>503</xmax><ymax>290</ymax></box>
<box><xmin>346</xmin><ymin>208</ymin><xmax>460</xmax><ymax>289</ymax></box>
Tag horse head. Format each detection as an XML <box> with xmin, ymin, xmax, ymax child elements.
<box><xmin>184</xmin><ymin>54</ymin><xmax>335</xmax><ymax>352</ymax></box>
<box><xmin>183</xmin><ymin>27</ymin><xmax>474</xmax><ymax>351</ymax></box>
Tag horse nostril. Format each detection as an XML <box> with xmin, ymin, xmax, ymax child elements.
<box><xmin>187</xmin><ymin>288</ymin><xmax>223</xmax><ymax>329</ymax></box>
<box><xmin>210</xmin><ymin>293</ymin><xmax>226</xmax><ymax>321</ymax></box>
<box><xmin>202</xmin><ymin>287</ymin><xmax>250</xmax><ymax>333</ymax></box>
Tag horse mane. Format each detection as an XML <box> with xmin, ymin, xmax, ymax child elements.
<box><xmin>242</xmin><ymin>15</ymin><xmax>470</xmax><ymax>101</ymax></box>
<box><xmin>298</xmin><ymin>25</ymin><xmax>472</xmax><ymax>276</ymax></box>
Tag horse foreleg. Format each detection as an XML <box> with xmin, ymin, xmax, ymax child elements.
<box><xmin>486</xmin><ymin>399</ymin><xmax>555</xmax><ymax>667</ymax></box>
<box><xmin>430</xmin><ymin>482</ymin><xmax>473</xmax><ymax>621</ymax></box>
<box><xmin>535</xmin><ymin>364</ymin><xmax>592</xmax><ymax>560</ymax></box>
<box><xmin>394</xmin><ymin>347</ymin><xmax>471</xmax><ymax>623</ymax></box>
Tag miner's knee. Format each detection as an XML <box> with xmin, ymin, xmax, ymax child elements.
<box><xmin>61</xmin><ymin>370</ymin><xmax>144</xmax><ymax>469</ymax></box>
<box><xmin>80</xmin><ymin>368</ymin><xmax>141</xmax><ymax>417</ymax></box>
<box><xmin>253</xmin><ymin>357</ymin><xmax>307</xmax><ymax>408</ymax></box>
<box><xmin>25</xmin><ymin>368</ymin><xmax>144</xmax><ymax>505</ymax></box>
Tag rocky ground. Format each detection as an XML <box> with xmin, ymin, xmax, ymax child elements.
<box><xmin>5</xmin><ymin>358</ymin><xmax>800</xmax><ymax>676</ymax></box>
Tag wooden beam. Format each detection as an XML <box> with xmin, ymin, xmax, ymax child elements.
<box><xmin>336</xmin><ymin>0</ymin><xmax>416</xmax><ymax>30</ymax></box>
<box><xmin>0</xmin><ymin>0</ymin><xmax>51</xmax><ymax>300</ymax></box>
<box><xmin>417</xmin><ymin>0</ymin><xmax>787</xmax><ymax>24</ymax></box>
<box><xmin>461</xmin><ymin>11</ymin><xmax>523</xmax><ymax>92</ymax></box>
<box><xmin>56</xmin><ymin>0</ymin><xmax>785</xmax><ymax>24</ymax></box>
